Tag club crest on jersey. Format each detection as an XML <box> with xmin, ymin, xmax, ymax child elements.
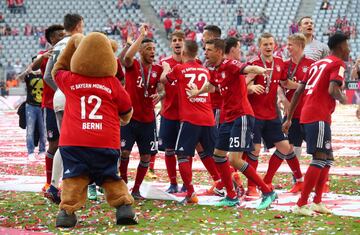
<box><xmin>303</xmin><ymin>66</ymin><xmax>308</xmax><ymax>73</ymax></box>
<box><xmin>152</xmin><ymin>72</ymin><xmax>157</xmax><ymax>78</ymax></box>
<box><xmin>221</xmin><ymin>72</ymin><xmax>226</xmax><ymax>79</ymax></box>
<box><xmin>121</xmin><ymin>139</ymin><xmax>126</xmax><ymax>147</ymax></box>
<box><xmin>276</xmin><ymin>65</ymin><xmax>281</xmax><ymax>72</ymax></box>
<box><xmin>325</xmin><ymin>140</ymin><xmax>331</xmax><ymax>150</ymax></box>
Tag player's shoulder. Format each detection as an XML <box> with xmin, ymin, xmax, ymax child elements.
<box><xmin>160</xmin><ymin>55</ymin><xmax>173</xmax><ymax>63</ymax></box>
<box><xmin>303</xmin><ymin>56</ymin><xmax>316</xmax><ymax>65</ymax></box>
<box><xmin>54</xmin><ymin>36</ymin><xmax>71</xmax><ymax>50</ymax></box>
<box><xmin>247</xmin><ymin>56</ymin><xmax>260</xmax><ymax>64</ymax></box>
<box><xmin>273</xmin><ymin>55</ymin><xmax>284</xmax><ymax>63</ymax></box>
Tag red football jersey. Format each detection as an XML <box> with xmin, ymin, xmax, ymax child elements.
<box><xmin>124</xmin><ymin>59</ymin><xmax>162</xmax><ymax>123</ymax></box>
<box><xmin>38</xmin><ymin>50</ymin><xmax>54</xmax><ymax>109</ymax></box>
<box><xmin>209</xmin><ymin>59</ymin><xmax>254</xmax><ymax>122</ymax></box>
<box><xmin>55</xmin><ymin>70</ymin><xmax>132</xmax><ymax>149</ymax></box>
<box><xmin>167</xmin><ymin>61</ymin><xmax>215</xmax><ymax>126</ymax></box>
<box><xmin>160</xmin><ymin>56</ymin><xmax>181</xmax><ymax>120</ymax></box>
<box><xmin>248</xmin><ymin>55</ymin><xmax>286</xmax><ymax>120</ymax></box>
<box><xmin>283</xmin><ymin>56</ymin><xmax>315</xmax><ymax>119</ymax></box>
<box><xmin>300</xmin><ymin>55</ymin><xmax>345</xmax><ymax>124</ymax></box>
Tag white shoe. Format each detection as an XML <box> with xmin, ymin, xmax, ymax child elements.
<box><xmin>292</xmin><ymin>205</ymin><xmax>315</xmax><ymax>216</ymax></box>
<box><xmin>38</xmin><ymin>151</ymin><xmax>46</xmax><ymax>159</ymax></box>
<box><xmin>310</xmin><ymin>203</ymin><xmax>332</xmax><ymax>214</ymax></box>
<box><xmin>28</xmin><ymin>153</ymin><xmax>37</xmax><ymax>161</ymax></box>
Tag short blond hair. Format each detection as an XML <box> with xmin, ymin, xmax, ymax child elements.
<box><xmin>287</xmin><ymin>33</ymin><xmax>306</xmax><ymax>49</ymax></box>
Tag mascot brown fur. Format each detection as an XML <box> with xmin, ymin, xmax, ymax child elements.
<box><xmin>52</xmin><ymin>32</ymin><xmax>138</xmax><ymax>228</ymax></box>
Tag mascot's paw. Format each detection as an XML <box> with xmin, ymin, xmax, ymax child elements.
<box><xmin>116</xmin><ymin>205</ymin><xmax>139</xmax><ymax>225</ymax></box>
<box><xmin>56</xmin><ymin>210</ymin><xmax>77</xmax><ymax>228</ymax></box>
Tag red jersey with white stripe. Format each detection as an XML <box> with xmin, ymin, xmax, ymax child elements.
<box><xmin>38</xmin><ymin>50</ymin><xmax>54</xmax><ymax>109</ymax></box>
<box><xmin>167</xmin><ymin>61</ymin><xmax>215</xmax><ymax>126</ymax></box>
<box><xmin>283</xmin><ymin>56</ymin><xmax>315</xmax><ymax>119</ymax></box>
<box><xmin>300</xmin><ymin>55</ymin><xmax>345</xmax><ymax>124</ymax></box>
<box><xmin>247</xmin><ymin>55</ymin><xmax>286</xmax><ymax>120</ymax></box>
<box><xmin>209</xmin><ymin>59</ymin><xmax>254</xmax><ymax>122</ymax></box>
<box><xmin>124</xmin><ymin>59</ymin><xmax>162</xmax><ymax>123</ymax></box>
<box><xmin>160</xmin><ymin>56</ymin><xmax>181</xmax><ymax>120</ymax></box>
<box><xmin>55</xmin><ymin>70</ymin><xmax>132</xmax><ymax>149</ymax></box>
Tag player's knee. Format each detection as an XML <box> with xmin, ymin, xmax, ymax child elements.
<box><xmin>312</xmin><ymin>151</ymin><xmax>328</xmax><ymax>161</ymax></box>
<box><xmin>140</xmin><ymin>154</ymin><xmax>151</xmax><ymax>162</ymax></box>
<box><xmin>121</xmin><ymin>151</ymin><xmax>130</xmax><ymax>159</ymax></box>
<box><xmin>213</xmin><ymin>154</ymin><xmax>227</xmax><ymax>164</ymax></box>
<box><xmin>165</xmin><ymin>149</ymin><xmax>175</xmax><ymax>156</ymax></box>
<box><xmin>177</xmin><ymin>155</ymin><xmax>189</xmax><ymax>163</ymax></box>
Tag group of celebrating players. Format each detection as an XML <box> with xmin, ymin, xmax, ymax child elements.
<box><xmin>30</xmin><ymin>12</ymin><xmax>349</xmax><ymax>219</ymax></box>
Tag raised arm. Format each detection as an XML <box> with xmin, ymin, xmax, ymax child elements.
<box><xmin>123</xmin><ymin>25</ymin><xmax>148</xmax><ymax>68</ymax></box>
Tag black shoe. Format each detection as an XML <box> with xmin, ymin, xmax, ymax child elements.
<box><xmin>45</xmin><ymin>185</ymin><xmax>61</xmax><ymax>204</ymax></box>
<box><xmin>180</xmin><ymin>184</ymin><xmax>187</xmax><ymax>193</ymax></box>
<box><xmin>165</xmin><ymin>184</ymin><xmax>179</xmax><ymax>194</ymax></box>
<box><xmin>56</xmin><ymin>210</ymin><xmax>77</xmax><ymax>228</ymax></box>
<box><xmin>116</xmin><ymin>205</ymin><xmax>139</xmax><ymax>225</ymax></box>
<box><xmin>131</xmin><ymin>191</ymin><xmax>145</xmax><ymax>200</ymax></box>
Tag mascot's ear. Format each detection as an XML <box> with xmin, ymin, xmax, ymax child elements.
<box><xmin>109</xmin><ymin>39</ymin><xmax>118</xmax><ymax>53</ymax></box>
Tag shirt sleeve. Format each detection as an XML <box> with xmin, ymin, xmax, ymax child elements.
<box><xmin>43</xmin><ymin>56</ymin><xmax>58</xmax><ymax>91</ymax></box>
<box><xmin>329</xmin><ymin>61</ymin><xmax>345</xmax><ymax>86</ymax></box>
<box><xmin>229</xmin><ymin>60</ymin><xmax>247</xmax><ymax>75</ymax></box>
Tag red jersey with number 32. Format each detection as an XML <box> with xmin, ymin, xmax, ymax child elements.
<box><xmin>209</xmin><ymin>59</ymin><xmax>254</xmax><ymax>122</ymax></box>
<box><xmin>167</xmin><ymin>61</ymin><xmax>215</xmax><ymax>126</ymax></box>
<box><xmin>125</xmin><ymin>59</ymin><xmax>162</xmax><ymax>123</ymax></box>
<box><xmin>248</xmin><ymin>56</ymin><xmax>286</xmax><ymax>120</ymax></box>
<box><xmin>55</xmin><ymin>70</ymin><xmax>132</xmax><ymax>149</ymax></box>
<box><xmin>300</xmin><ymin>55</ymin><xmax>345</xmax><ymax>124</ymax></box>
<box><xmin>283</xmin><ymin>57</ymin><xmax>315</xmax><ymax>118</ymax></box>
<box><xmin>160</xmin><ymin>56</ymin><xmax>181</xmax><ymax>120</ymax></box>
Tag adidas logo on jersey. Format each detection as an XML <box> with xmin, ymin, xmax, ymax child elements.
<box><xmin>178</xmin><ymin>147</ymin><xmax>184</xmax><ymax>151</ymax></box>
<box><xmin>64</xmin><ymin>169</ymin><xmax>71</xmax><ymax>174</ymax></box>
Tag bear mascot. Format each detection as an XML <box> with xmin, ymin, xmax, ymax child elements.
<box><xmin>51</xmin><ymin>32</ymin><xmax>138</xmax><ymax>228</ymax></box>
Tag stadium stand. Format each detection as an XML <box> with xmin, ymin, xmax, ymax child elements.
<box><xmin>0</xmin><ymin>0</ymin><xmax>358</xmax><ymax>71</ymax></box>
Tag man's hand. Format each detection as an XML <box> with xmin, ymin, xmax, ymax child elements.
<box><xmin>42</xmin><ymin>48</ymin><xmax>54</xmax><ymax>58</ymax></box>
<box><xmin>280</xmin><ymin>98</ymin><xmax>290</xmax><ymax>116</ymax></box>
<box><xmin>282</xmin><ymin>119</ymin><xmax>292</xmax><ymax>135</ymax></box>
<box><xmin>162</xmin><ymin>61</ymin><xmax>171</xmax><ymax>72</ymax></box>
<box><xmin>139</xmin><ymin>24</ymin><xmax>149</xmax><ymax>37</ymax></box>
<box><xmin>248</xmin><ymin>84</ymin><xmax>265</xmax><ymax>95</ymax></box>
<box><xmin>185</xmin><ymin>83</ymin><xmax>199</xmax><ymax>98</ymax></box>
<box><xmin>151</xmin><ymin>93</ymin><xmax>163</xmax><ymax>105</ymax></box>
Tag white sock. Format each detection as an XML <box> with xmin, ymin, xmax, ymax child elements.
<box><xmin>294</xmin><ymin>146</ymin><xmax>302</xmax><ymax>158</ymax></box>
<box><xmin>50</xmin><ymin>149</ymin><xmax>63</xmax><ymax>188</ymax></box>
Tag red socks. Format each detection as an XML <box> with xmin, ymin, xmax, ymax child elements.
<box><xmin>263</xmin><ymin>150</ymin><xmax>285</xmax><ymax>184</ymax></box>
<box><xmin>165</xmin><ymin>152</ymin><xmax>178</xmax><ymax>185</ymax></box>
<box><xmin>244</xmin><ymin>152</ymin><xmax>258</xmax><ymax>187</ymax></box>
<box><xmin>149</xmin><ymin>154</ymin><xmax>156</xmax><ymax>171</ymax></box>
<box><xmin>200</xmin><ymin>155</ymin><xmax>221</xmax><ymax>182</ymax></box>
<box><xmin>297</xmin><ymin>160</ymin><xmax>326</xmax><ymax>207</ymax></box>
<box><xmin>286</xmin><ymin>152</ymin><xmax>303</xmax><ymax>179</ymax></box>
<box><xmin>178</xmin><ymin>156</ymin><xmax>194</xmax><ymax>196</ymax></box>
<box><xmin>213</xmin><ymin>155</ymin><xmax>237</xmax><ymax>199</ymax></box>
<box><xmin>132</xmin><ymin>160</ymin><xmax>149</xmax><ymax>193</ymax></box>
<box><xmin>119</xmin><ymin>156</ymin><xmax>130</xmax><ymax>183</ymax></box>
<box><xmin>240</xmin><ymin>162</ymin><xmax>272</xmax><ymax>194</ymax></box>
<box><xmin>314</xmin><ymin>164</ymin><xmax>331</xmax><ymax>204</ymax></box>
<box><xmin>45</xmin><ymin>151</ymin><xmax>54</xmax><ymax>185</ymax></box>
